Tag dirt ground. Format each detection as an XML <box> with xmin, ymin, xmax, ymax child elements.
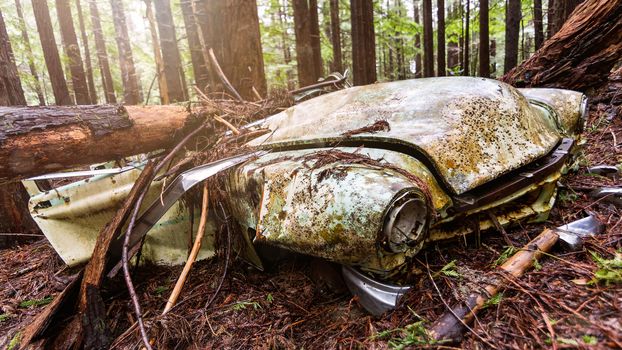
<box><xmin>1</xmin><ymin>105</ymin><xmax>621</xmax><ymax>349</ymax></box>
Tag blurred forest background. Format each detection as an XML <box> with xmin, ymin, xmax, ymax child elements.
<box><xmin>0</xmin><ymin>0</ymin><xmax>583</xmax><ymax>106</ymax></box>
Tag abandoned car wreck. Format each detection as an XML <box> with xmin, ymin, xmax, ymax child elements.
<box><xmin>23</xmin><ymin>77</ymin><xmax>589</xmax><ymax>315</ymax></box>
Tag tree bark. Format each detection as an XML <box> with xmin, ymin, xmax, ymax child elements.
<box><xmin>309</xmin><ymin>0</ymin><xmax>323</xmax><ymax>78</ymax></box>
<box><xmin>437</xmin><ymin>0</ymin><xmax>446</xmax><ymax>76</ymax></box>
<box><xmin>350</xmin><ymin>0</ymin><xmax>376</xmax><ymax>85</ymax></box>
<box><xmin>329</xmin><ymin>0</ymin><xmax>343</xmax><ymax>73</ymax></box>
<box><xmin>75</xmin><ymin>0</ymin><xmax>98</xmax><ymax>104</ymax></box>
<box><xmin>504</xmin><ymin>0</ymin><xmax>521</xmax><ymax>74</ymax></box>
<box><xmin>145</xmin><ymin>0</ymin><xmax>169</xmax><ymax>104</ymax></box>
<box><xmin>197</xmin><ymin>0</ymin><xmax>267</xmax><ymax>100</ymax></box>
<box><xmin>14</xmin><ymin>0</ymin><xmax>46</xmax><ymax>105</ymax></box>
<box><xmin>422</xmin><ymin>0</ymin><xmax>434</xmax><ymax>77</ymax></box>
<box><xmin>547</xmin><ymin>0</ymin><xmax>584</xmax><ymax>38</ymax></box>
<box><xmin>414</xmin><ymin>0</ymin><xmax>422</xmax><ymax>78</ymax></box>
<box><xmin>462</xmin><ymin>0</ymin><xmax>469</xmax><ymax>76</ymax></box>
<box><xmin>56</xmin><ymin>0</ymin><xmax>91</xmax><ymax>105</ymax></box>
<box><xmin>110</xmin><ymin>0</ymin><xmax>142</xmax><ymax>105</ymax></box>
<box><xmin>89</xmin><ymin>0</ymin><xmax>116</xmax><ymax>103</ymax></box>
<box><xmin>154</xmin><ymin>0</ymin><xmax>187</xmax><ymax>102</ymax></box>
<box><xmin>533</xmin><ymin>0</ymin><xmax>544</xmax><ymax>49</ymax></box>
<box><xmin>32</xmin><ymin>0</ymin><xmax>72</xmax><ymax>105</ymax></box>
<box><xmin>479</xmin><ymin>0</ymin><xmax>490</xmax><ymax>77</ymax></box>
<box><xmin>0</xmin><ymin>104</ymin><xmax>211</xmax><ymax>180</ymax></box>
<box><xmin>293</xmin><ymin>0</ymin><xmax>319</xmax><ymax>86</ymax></box>
<box><xmin>502</xmin><ymin>0</ymin><xmax>622</xmax><ymax>91</ymax></box>
<box><xmin>0</xmin><ymin>12</ymin><xmax>39</xmax><ymax>242</ymax></box>
<box><xmin>180</xmin><ymin>0</ymin><xmax>209</xmax><ymax>91</ymax></box>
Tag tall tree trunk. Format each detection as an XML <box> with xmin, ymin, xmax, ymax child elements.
<box><xmin>479</xmin><ymin>0</ymin><xmax>490</xmax><ymax>77</ymax></box>
<box><xmin>145</xmin><ymin>0</ymin><xmax>169</xmax><ymax>104</ymax></box>
<box><xmin>180</xmin><ymin>0</ymin><xmax>209</xmax><ymax>91</ymax></box>
<box><xmin>15</xmin><ymin>0</ymin><xmax>45</xmax><ymax>105</ymax></box>
<box><xmin>32</xmin><ymin>0</ymin><xmax>72</xmax><ymax>105</ymax></box>
<box><xmin>110</xmin><ymin>0</ymin><xmax>142</xmax><ymax>105</ymax></box>
<box><xmin>462</xmin><ymin>0</ymin><xmax>469</xmax><ymax>76</ymax></box>
<box><xmin>0</xmin><ymin>10</ymin><xmax>40</xmax><ymax>243</ymax></box>
<box><xmin>504</xmin><ymin>0</ymin><xmax>521</xmax><ymax>73</ymax></box>
<box><xmin>548</xmin><ymin>0</ymin><xmax>584</xmax><ymax>38</ymax></box>
<box><xmin>89</xmin><ymin>0</ymin><xmax>116</xmax><ymax>103</ymax></box>
<box><xmin>278</xmin><ymin>1</ymin><xmax>292</xmax><ymax>64</ymax></box>
<box><xmin>329</xmin><ymin>0</ymin><xmax>343</xmax><ymax>73</ymax></box>
<box><xmin>75</xmin><ymin>0</ymin><xmax>98</xmax><ymax>104</ymax></box>
<box><xmin>153</xmin><ymin>0</ymin><xmax>187</xmax><ymax>102</ymax></box>
<box><xmin>350</xmin><ymin>0</ymin><xmax>376</xmax><ymax>85</ymax></box>
<box><xmin>293</xmin><ymin>0</ymin><xmax>319</xmax><ymax>86</ymax></box>
<box><xmin>533</xmin><ymin>0</ymin><xmax>544</xmax><ymax>49</ymax></box>
<box><xmin>437</xmin><ymin>0</ymin><xmax>446</xmax><ymax>76</ymax></box>
<box><xmin>309</xmin><ymin>0</ymin><xmax>323</xmax><ymax>78</ymax></box>
<box><xmin>502</xmin><ymin>0</ymin><xmax>622</xmax><ymax>91</ymax></box>
<box><xmin>414</xmin><ymin>0</ymin><xmax>422</xmax><ymax>78</ymax></box>
<box><xmin>56</xmin><ymin>0</ymin><xmax>91</xmax><ymax>105</ymax></box>
<box><xmin>422</xmin><ymin>0</ymin><xmax>434</xmax><ymax>77</ymax></box>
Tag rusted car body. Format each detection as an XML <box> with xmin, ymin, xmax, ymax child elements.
<box><xmin>25</xmin><ymin>77</ymin><xmax>587</xmax><ymax>279</ymax></box>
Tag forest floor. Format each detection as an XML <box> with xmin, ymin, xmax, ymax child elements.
<box><xmin>1</xmin><ymin>105</ymin><xmax>621</xmax><ymax>349</ymax></box>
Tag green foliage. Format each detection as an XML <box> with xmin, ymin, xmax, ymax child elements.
<box><xmin>266</xmin><ymin>293</ymin><xmax>274</xmax><ymax>303</ymax></box>
<box><xmin>19</xmin><ymin>296</ymin><xmax>53</xmax><ymax>308</ymax></box>
<box><xmin>370</xmin><ymin>321</ymin><xmax>438</xmax><ymax>349</ymax></box>
<box><xmin>154</xmin><ymin>285</ymin><xmax>168</xmax><ymax>296</ymax></box>
<box><xmin>482</xmin><ymin>292</ymin><xmax>503</xmax><ymax>309</ymax></box>
<box><xmin>7</xmin><ymin>332</ymin><xmax>22</xmax><ymax>350</ymax></box>
<box><xmin>558</xmin><ymin>189</ymin><xmax>579</xmax><ymax>204</ymax></box>
<box><xmin>533</xmin><ymin>258</ymin><xmax>542</xmax><ymax>271</ymax></box>
<box><xmin>493</xmin><ymin>246</ymin><xmax>518</xmax><ymax>267</ymax></box>
<box><xmin>590</xmin><ymin>251</ymin><xmax>622</xmax><ymax>286</ymax></box>
<box><xmin>0</xmin><ymin>313</ymin><xmax>12</xmax><ymax>322</ymax></box>
<box><xmin>231</xmin><ymin>300</ymin><xmax>262</xmax><ymax>311</ymax></box>
<box><xmin>439</xmin><ymin>260</ymin><xmax>460</xmax><ymax>278</ymax></box>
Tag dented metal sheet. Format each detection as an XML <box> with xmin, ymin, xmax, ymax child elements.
<box><xmin>247</xmin><ymin>77</ymin><xmax>563</xmax><ymax>194</ymax></box>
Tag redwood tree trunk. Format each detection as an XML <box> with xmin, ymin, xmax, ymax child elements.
<box><xmin>56</xmin><ymin>0</ymin><xmax>91</xmax><ymax>105</ymax></box>
<box><xmin>479</xmin><ymin>0</ymin><xmax>490</xmax><ymax>77</ymax></box>
<box><xmin>502</xmin><ymin>0</ymin><xmax>622</xmax><ymax>91</ymax></box>
<box><xmin>533</xmin><ymin>0</ymin><xmax>544</xmax><ymax>49</ymax></box>
<box><xmin>145</xmin><ymin>0</ymin><xmax>169</xmax><ymax>104</ymax></box>
<box><xmin>0</xmin><ymin>105</ymin><xmax>210</xmax><ymax>180</ymax></box>
<box><xmin>154</xmin><ymin>0</ymin><xmax>188</xmax><ymax>102</ymax></box>
<box><xmin>309</xmin><ymin>0</ymin><xmax>323</xmax><ymax>78</ymax></box>
<box><xmin>0</xmin><ymin>12</ymin><xmax>39</xmax><ymax>241</ymax></box>
<box><xmin>414</xmin><ymin>0</ymin><xmax>422</xmax><ymax>78</ymax></box>
<box><xmin>462</xmin><ymin>0</ymin><xmax>469</xmax><ymax>76</ymax></box>
<box><xmin>437</xmin><ymin>0</ymin><xmax>446</xmax><ymax>76</ymax></box>
<box><xmin>293</xmin><ymin>0</ymin><xmax>319</xmax><ymax>86</ymax></box>
<box><xmin>32</xmin><ymin>0</ymin><xmax>72</xmax><ymax>105</ymax></box>
<box><xmin>504</xmin><ymin>0</ymin><xmax>521</xmax><ymax>73</ymax></box>
<box><xmin>422</xmin><ymin>0</ymin><xmax>434</xmax><ymax>77</ymax></box>
<box><xmin>15</xmin><ymin>0</ymin><xmax>45</xmax><ymax>105</ymax></box>
<box><xmin>350</xmin><ymin>0</ymin><xmax>376</xmax><ymax>85</ymax></box>
<box><xmin>329</xmin><ymin>0</ymin><xmax>343</xmax><ymax>73</ymax></box>
<box><xmin>75</xmin><ymin>0</ymin><xmax>98</xmax><ymax>104</ymax></box>
<box><xmin>110</xmin><ymin>0</ymin><xmax>142</xmax><ymax>104</ymax></box>
<box><xmin>180</xmin><ymin>0</ymin><xmax>209</xmax><ymax>91</ymax></box>
<box><xmin>89</xmin><ymin>0</ymin><xmax>116</xmax><ymax>103</ymax></box>
<box><xmin>548</xmin><ymin>0</ymin><xmax>584</xmax><ymax>38</ymax></box>
<box><xmin>198</xmin><ymin>0</ymin><xmax>267</xmax><ymax>100</ymax></box>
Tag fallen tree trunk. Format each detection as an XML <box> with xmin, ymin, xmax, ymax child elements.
<box><xmin>0</xmin><ymin>104</ymin><xmax>211</xmax><ymax>180</ymax></box>
<box><xmin>501</xmin><ymin>0</ymin><xmax>622</xmax><ymax>91</ymax></box>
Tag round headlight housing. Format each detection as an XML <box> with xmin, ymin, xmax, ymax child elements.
<box><xmin>381</xmin><ymin>189</ymin><xmax>429</xmax><ymax>253</ymax></box>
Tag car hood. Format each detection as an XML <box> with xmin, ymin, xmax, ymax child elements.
<box><xmin>248</xmin><ymin>77</ymin><xmax>562</xmax><ymax>194</ymax></box>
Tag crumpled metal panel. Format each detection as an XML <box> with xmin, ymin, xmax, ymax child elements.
<box><xmin>518</xmin><ymin>88</ymin><xmax>587</xmax><ymax>135</ymax></box>
<box><xmin>226</xmin><ymin>148</ymin><xmax>446</xmax><ymax>274</ymax></box>
<box><xmin>247</xmin><ymin>77</ymin><xmax>562</xmax><ymax>194</ymax></box>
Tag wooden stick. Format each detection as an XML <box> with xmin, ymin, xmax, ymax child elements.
<box><xmin>428</xmin><ymin>228</ymin><xmax>559</xmax><ymax>342</ymax></box>
<box><xmin>162</xmin><ymin>182</ymin><xmax>210</xmax><ymax>314</ymax></box>
<box><xmin>207</xmin><ymin>48</ymin><xmax>243</xmax><ymax>101</ymax></box>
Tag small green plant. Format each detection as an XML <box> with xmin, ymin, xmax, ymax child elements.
<box><xmin>266</xmin><ymin>293</ymin><xmax>274</xmax><ymax>303</ymax></box>
<box><xmin>432</xmin><ymin>260</ymin><xmax>460</xmax><ymax>279</ymax></box>
<box><xmin>7</xmin><ymin>331</ymin><xmax>22</xmax><ymax>350</ymax></box>
<box><xmin>231</xmin><ymin>300</ymin><xmax>262</xmax><ymax>311</ymax></box>
<box><xmin>590</xmin><ymin>251</ymin><xmax>622</xmax><ymax>285</ymax></box>
<box><xmin>558</xmin><ymin>190</ymin><xmax>579</xmax><ymax>204</ymax></box>
<box><xmin>154</xmin><ymin>286</ymin><xmax>168</xmax><ymax>295</ymax></box>
<box><xmin>482</xmin><ymin>292</ymin><xmax>503</xmax><ymax>309</ymax></box>
<box><xmin>582</xmin><ymin>335</ymin><xmax>598</xmax><ymax>345</ymax></box>
<box><xmin>0</xmin><ymin>313</ymin><xmax>11</xmax><ymax>322</ymax></box>
<box><xmin>19</xmin><ymin>296</ymin><xmax>53</xmax><ymax>308</ymax></box>
<box><xmin>533</xmin><ymin>258</ymin><xmax>542</xmax><ymax>271</ymax></box>
<box><xmin>493</xmin><ymin>246</ymin><xmax>518</xmax><ymax>267</ymax></box>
